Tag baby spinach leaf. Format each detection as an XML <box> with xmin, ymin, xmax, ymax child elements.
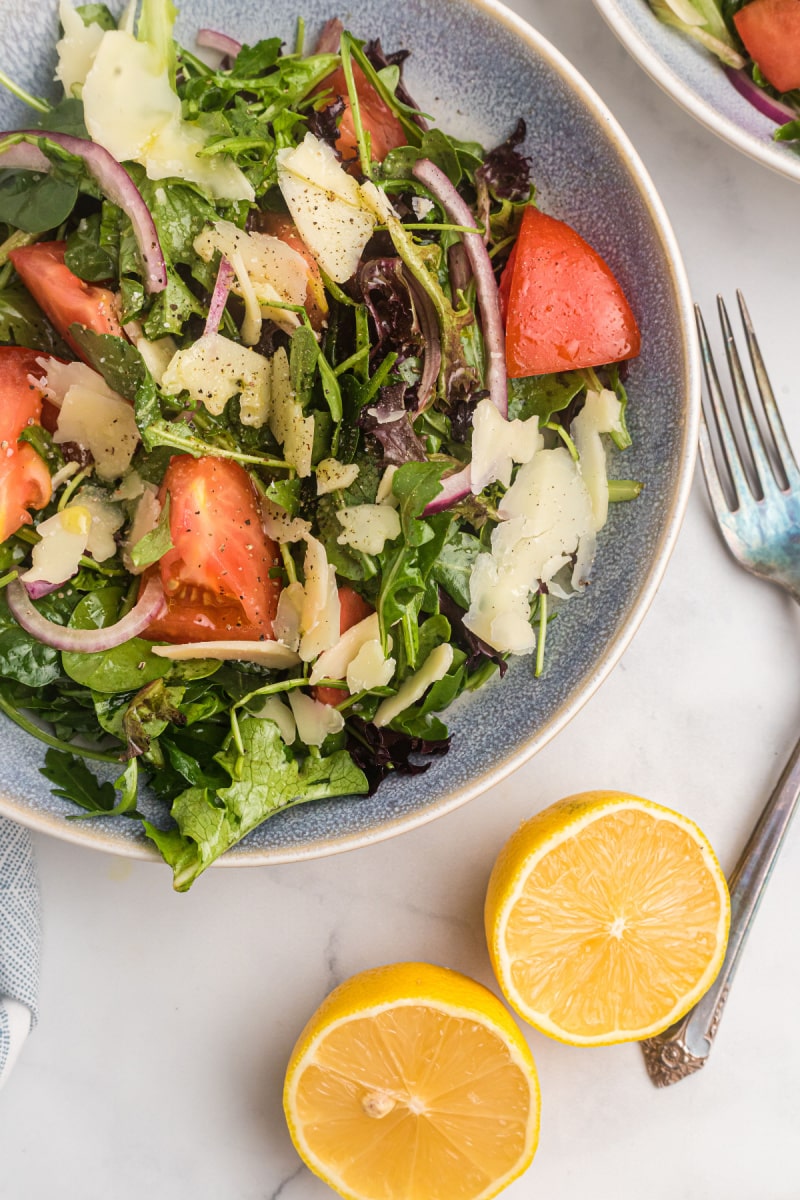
<box><xmin>507</xmin><ymin>373</ymin><xmax>584</xmax><ymax>423</ymax></box>
<box><xmin>0</xmin><ymin>283</ymin><xmax>69</xmax><ymax>354</ymax></box>
<box><xmin>432</xmin><ymin>529</ymin><xmax>482</xmax><ymax>610</ymax></box>
<box><xmin>61</xmin><ymin>588</ymin><xmax>170</xmax><ymax>693</ymax></box>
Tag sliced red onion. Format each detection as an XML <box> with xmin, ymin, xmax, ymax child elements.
<box><xmin>406</xmin><ymin>273</ymin><xmax>441</xmax><ymax>412</ymax></box>
<box><xmin>196</xmin><ymin>28</ymin><xmax>243</xmax><ymax>58</ymax></box>
<box><xmin>447</xmin><ymin>242</ymin><xmax>472</xmax><ymax>302</ymax></box>
<box><xmin>204</xmin><ymin>256</ymin><xmax>235</xmax><ymax>336</ymax></box>
<box><xmin>0</xmin><ymin>131</ymin><xmax>167</xmax><ymax>293</ymax></box>
<box><xmin>423</xmin><ymin>464</ymin><xmax>472</xmax><ymax>516</ymax></box>
<box><xmin>23</xmin><ymin>579</ymin><xmax>61</xmax><ymax>600</ymax></box>
<box><xmin>412</xmin><ymin>158</ymin><xmax>507</xmax><ymax>417</ymax></box>
<box><xmin>725</xmin><ymin>67</ymin><xmax>799</xmax><ymax>124</ymax></box>
<box><xmin>314</xmin><ymin>17</ymin><xmax>344</xmax><ymax>54</ymax></box>
<box><xmin>7</xmin><ymin>576</ymin><xmax>166</xmax><ymax>653</ymax></box>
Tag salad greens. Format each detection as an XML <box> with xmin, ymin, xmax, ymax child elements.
<box><xmin>649</xmin><ymin>0</ymin><xmax>800</xmax><ymax>140</ymax></box>
<box><xmin>0</xmin><ymin>0</ymin><xmax>638</xmax><ymax>889</ymax></box>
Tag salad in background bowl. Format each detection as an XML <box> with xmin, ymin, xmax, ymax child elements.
<box><xmin>594</xmin><ymin>0</ymin><xmax>800</xmax><ymax>181</ymax></box>
<box><xmin>0</xmin><ymin>0</ymin><xmax>697</xmax><ymax>884</ymax></box>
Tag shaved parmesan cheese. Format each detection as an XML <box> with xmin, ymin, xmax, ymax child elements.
<box><xmin>260</xmin><ymin>498</ymin><xmax>312</xmax><ymax>545</ymax></box>
<box><xmin>82</xmin><ymin>30</ymin><xmax>254</xmax><ymax>202</ymax></box>
<box><xmin>269</xmin><ymin>347</ymin><xmax>313</xmax><ymax>476</ymax></box>
<box><xmin>299</xmin><ymin>539</ymin><xmax>340</xmax><ymax>663</ymax></box>
<box><xmin>316</xmin><ymin>458</ymin><xmax>360</xmax><ymax>495</ymax></box>
<box><xmin>124</xmin><ymin>485</ymin><xmax>160</xmax><ymax>573</ymax></box>
<box><xmin>53</xmin><ymin>370</ymin><xmax>140</xmax><ymax>480</ymax></box>
<box><xmin>194</xmin><ymin>221</ymin><xmax>309</xmax><ymax>341</ymax></box>
<box><xmin>374</xmin><ymin>643</ymin><xmax>454</xmax><ymax>728</ymax></box>
<box><xmin>470</xmin><ymin>397</ymin><xmax>542</xmax><ymax>494</ymax></box>
<box><xmin>55</xmin><ymin>0</ymin><xmax>105</xmax><ymax>97</ymax></box>
<box><xmin>571</xmin><ymin>388</ymin><xmax>624</xmax><ymax>532</ymax></box>
<box><xmin>123</xmin><ymin>322</ymin><xmax>178</xmax><ymax>386</ymax></box>
<box><xmin>308</xmin><ymin>612</ymin><xmax>381</xmax><ymax>685</ymax></box>
<box><xmin>464</xmin><ymin>448</ymin><xmax>596</xmax><ymax>654</ymax></box>
<box><xmin>346</xmin><ymin>639</ymin><xmax>396</xmax><ymax>693</ymax></box>
<box><xmin>287</xmin><ymin>690</ymin><xmax>345</xmax><ymax>746</ymax></box>
<box><xmin>161</xmin><ymin>333</ymin><xmax>270</xmax><ymax>427</ymax></box>
<box><xmin>21</xmin><ymin>505</ymin><xmax>91</xmax><ymax>586</ymax></box>
<box><xmin>376</xmin><ymin>465</ymin><xmax>399</xmax><ymax>506</ymax></box>
<box><xmin>113</xmin><ymin>470</ymin><xmax>145</xmax><ymax>502</ymax></box>
<box><xmin>255</xmin><ymin>696</ymin><xmax>296</xmax><ymax>745</ymax></box>
<box><xmin>152</xmin><ymin>641</ymin><xmax>301</xmax><ymax>668</ymax></box>
<box><xmin>336</xmin><ymin>505</ymin><xmax>401</xmax><ymax>555</ymax></box>
<box><xmin>35</xmin><ymin>358</ymin><xmax>103</xmax><ymax>406</ymax></box>
<box><xmin>273</xmin><ymin>581</ymin><xmax>305</xmax><ymax>651</ymax></box>
<box><xmin>77</xmin><ymin>487</ymin><xmax>125</xmax><ymax>562</ymax></box>
<box><xmin>277</xmin><ymin>133</ymin><xmax>376</xmax><ymax>282</ymax></box>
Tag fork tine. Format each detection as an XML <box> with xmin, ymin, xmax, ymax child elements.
<box><xmin>736</xmin><ymin>290</ymin><xmax>798</xmax><ymax>488</ymax></box>
<box><xmin>695</xmin><ymin>304</ymin><xmax>751</xmax><ymax>508</ymax></box>
<box><xmin>698</xmin><ymin>404</ymin><xmax>733</xmax><ymax>520</ymax></box>
<box><xmin>716</xmin><ymin>295</ymin><xmax>770</xmax><ymax>498</ymax></box>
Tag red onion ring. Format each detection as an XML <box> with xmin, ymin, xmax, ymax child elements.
<box><xmin>0</xmin><ymin>131</ymin><xmax>167</xmax><ymax>293</ymax></box>
<box><xmin>422</xmin><ymin>464</ymin><xmax>472</xmax><ymax>516</ymax></box>
<box><xmin>196</xmin><ymin>28</ymin><xmax>243</xmax><ymax>58</ymax></box>
<box><xmin>23</xmin><ymin>579</ymin><xmax>61</xmax><ymax>600</ymax></box>
<box><xmin>725</xmin><ymin>67</ymin><xmax>799</xmax><ymax>125</ymax></box>
<box><xmin>412</xmin><ymin>157</ymin><xmax>507</xmax><ymax>417</ymax></box>
<box><xmin>6</xmin><ymin>577</ymin><xmax>166</xmax><ymax>653</ymax></box>
<box><xmin>204</xmin><ymin>256</ymin><xmax>235</xmax><ymax>337</ymax></box>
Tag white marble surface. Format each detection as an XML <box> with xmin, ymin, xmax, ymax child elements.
<box><xmin>2</xmin><ymin>1</ymin><xmax>800</xmax><ymax>1196</ymax></box>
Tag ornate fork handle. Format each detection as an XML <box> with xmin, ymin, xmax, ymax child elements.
<box><xmin>641</xmin><ymin>731</ymin><xmax>800</xmax><ymax>1087</ymax></box>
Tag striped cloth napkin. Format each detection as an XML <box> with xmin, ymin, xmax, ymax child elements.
<box><xmin>0</xmin><ymin>817</ymin><xmax>40</xmax><ymax>1091</ymax></box>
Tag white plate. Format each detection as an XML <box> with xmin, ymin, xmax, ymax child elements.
<box><xmin>593</xmin><ymin>0</ymin><xmax>800</xmax><ymax>183</ymax></box>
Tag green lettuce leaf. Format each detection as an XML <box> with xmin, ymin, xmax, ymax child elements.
<box><xmin>144</xmin><ymin>717</ymin><xmax>368</xmax><ymax>890</ymax></box>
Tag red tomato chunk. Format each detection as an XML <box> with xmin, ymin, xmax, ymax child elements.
<box><xmin>0</xmin><ymin>347</ymin><xmax>52</xmax><ymax>543</ymax></box>
<box><xmin>500</xmin><ymin>206</ymin><xmax>641</xmax><ymax>378</ymax></box>
<box><xmin>142</xmin><ymin>456</ymin><xmax>281</xmax><ymax>643</ymax></box>
<box><xmin>734</xmin><ymin>0</ymin><xmax>800</xmax><ymax>94</ymax></box>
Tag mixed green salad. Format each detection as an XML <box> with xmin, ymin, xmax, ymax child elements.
<box><xmin>649</xmin><ymin>0</ymin><xmax>800</xmax><ymax>139</ymax></box>
<box><xmin>0</xmin><ymin>0</ymin><xmax>641</xmax><ymax>889</ymax></box>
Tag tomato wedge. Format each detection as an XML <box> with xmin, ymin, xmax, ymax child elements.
<box><xmin>315</xmin><ymin>62</ymin><xmax>407</xmax><ymax>165</ymax></box>
<box><xmin>141</xmin><ymin>456</ymin><xmax>281</xmax><ymax>643</ymax></box>
<box><xmin>249</xmin><ymin>211</ymin><xmax>329</xmax><ymax>330</ymax></box>
<box><xmin>501</xmin><ymin>206</ymin><xmax>641</xmax><ymax>378</ymax></box>
<box><xmin>734</xmin><ymin>0</ymin><xmax>800</xmax><ymax>93</ymax></box>
<box><xmin>314</xmin><ymin>586</ymin><xmax>374</xmax><ymax>706</ymax></box>
<box><xmin>9</xmin><ymin>241</ymin><xmax>124</xmax><ymax>361</ymax></box>
<box><xmin>0</xmin><ymin>347</ymin><xmax>52</xmax><ymax>543</ymax></box>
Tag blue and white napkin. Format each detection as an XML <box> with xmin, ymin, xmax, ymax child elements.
<box><xmin>0</xmin><ymin>817</ymin><xmax>40</xmax><ymax>1091</ymax></box>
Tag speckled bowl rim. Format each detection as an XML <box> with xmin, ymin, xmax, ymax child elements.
<box><xmin>593</xmin><ymin>0</ymin><xmax>800</xmax><ymax>185</ymax></box>
<box><xmin>0</xmin><ymin>0</ymin><xmax>700</xmax><ymax>866</ymax></box>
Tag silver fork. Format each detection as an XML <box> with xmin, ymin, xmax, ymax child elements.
<box><xmin>641</xmin><ymin>292</ymin><xmax>800</xmax><ymax>1087</ymax></box>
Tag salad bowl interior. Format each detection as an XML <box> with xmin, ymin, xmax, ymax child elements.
<box><xmin>0</xmin><ymin>0</ymin><xmax>698</xmax><ymax>865</ymax></box>
<box><xmin>593</xmin><ymin>0</ymin><xmax>800</xmax><ymax>184</ymax></box>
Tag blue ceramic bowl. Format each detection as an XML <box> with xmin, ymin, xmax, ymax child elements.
<box><xmin>594</xmin><ymin>0</ymin><xmax>800</xmax><ymax>184</ymax></box>
<box><xmin>0</xmin><ymin>0</ymin><xmax>698</xmax><ymax>864</ymax></box>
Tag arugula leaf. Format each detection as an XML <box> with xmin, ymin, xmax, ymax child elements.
<box><xmin>432</xmin><ymin>529</ymin><xmax>482</xmax><ymax>610</ymax></box>
<box><xmin>507</xmin><ymin>373</ymin><xmax>585</xmax><ymax>423</ymax></box>
<box><xmin>144</xmin><ymin>717</ymin><xmax>368</xmax><ymax>890</ymax></box>
<box><xmin>232</xmin><ymin>39</ymin><xmax>283</xmax><ymax>76</ymax></box>
<box><xmin>76</xmin><ymin>3</ymin><xmax>117</xmax><ymax>31</ymax></box>
<box><xmin>40</xmin><ymin>749</ymin><xmax>117</xmax><ymax>813</ymax></box>
<box><xmin>67</xmin><ymin>327</ymin><xmax>150</xmax><ymax>402</ymax></box>
<box><xmin>65</xmin><ymin>211</ymin><xmax>118</xmax><ymax>282</ymax></box>
<box><xmin>392</xmin><ymin>461</ymin><xmax>446</xmax><ymax>545</ymax></box>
